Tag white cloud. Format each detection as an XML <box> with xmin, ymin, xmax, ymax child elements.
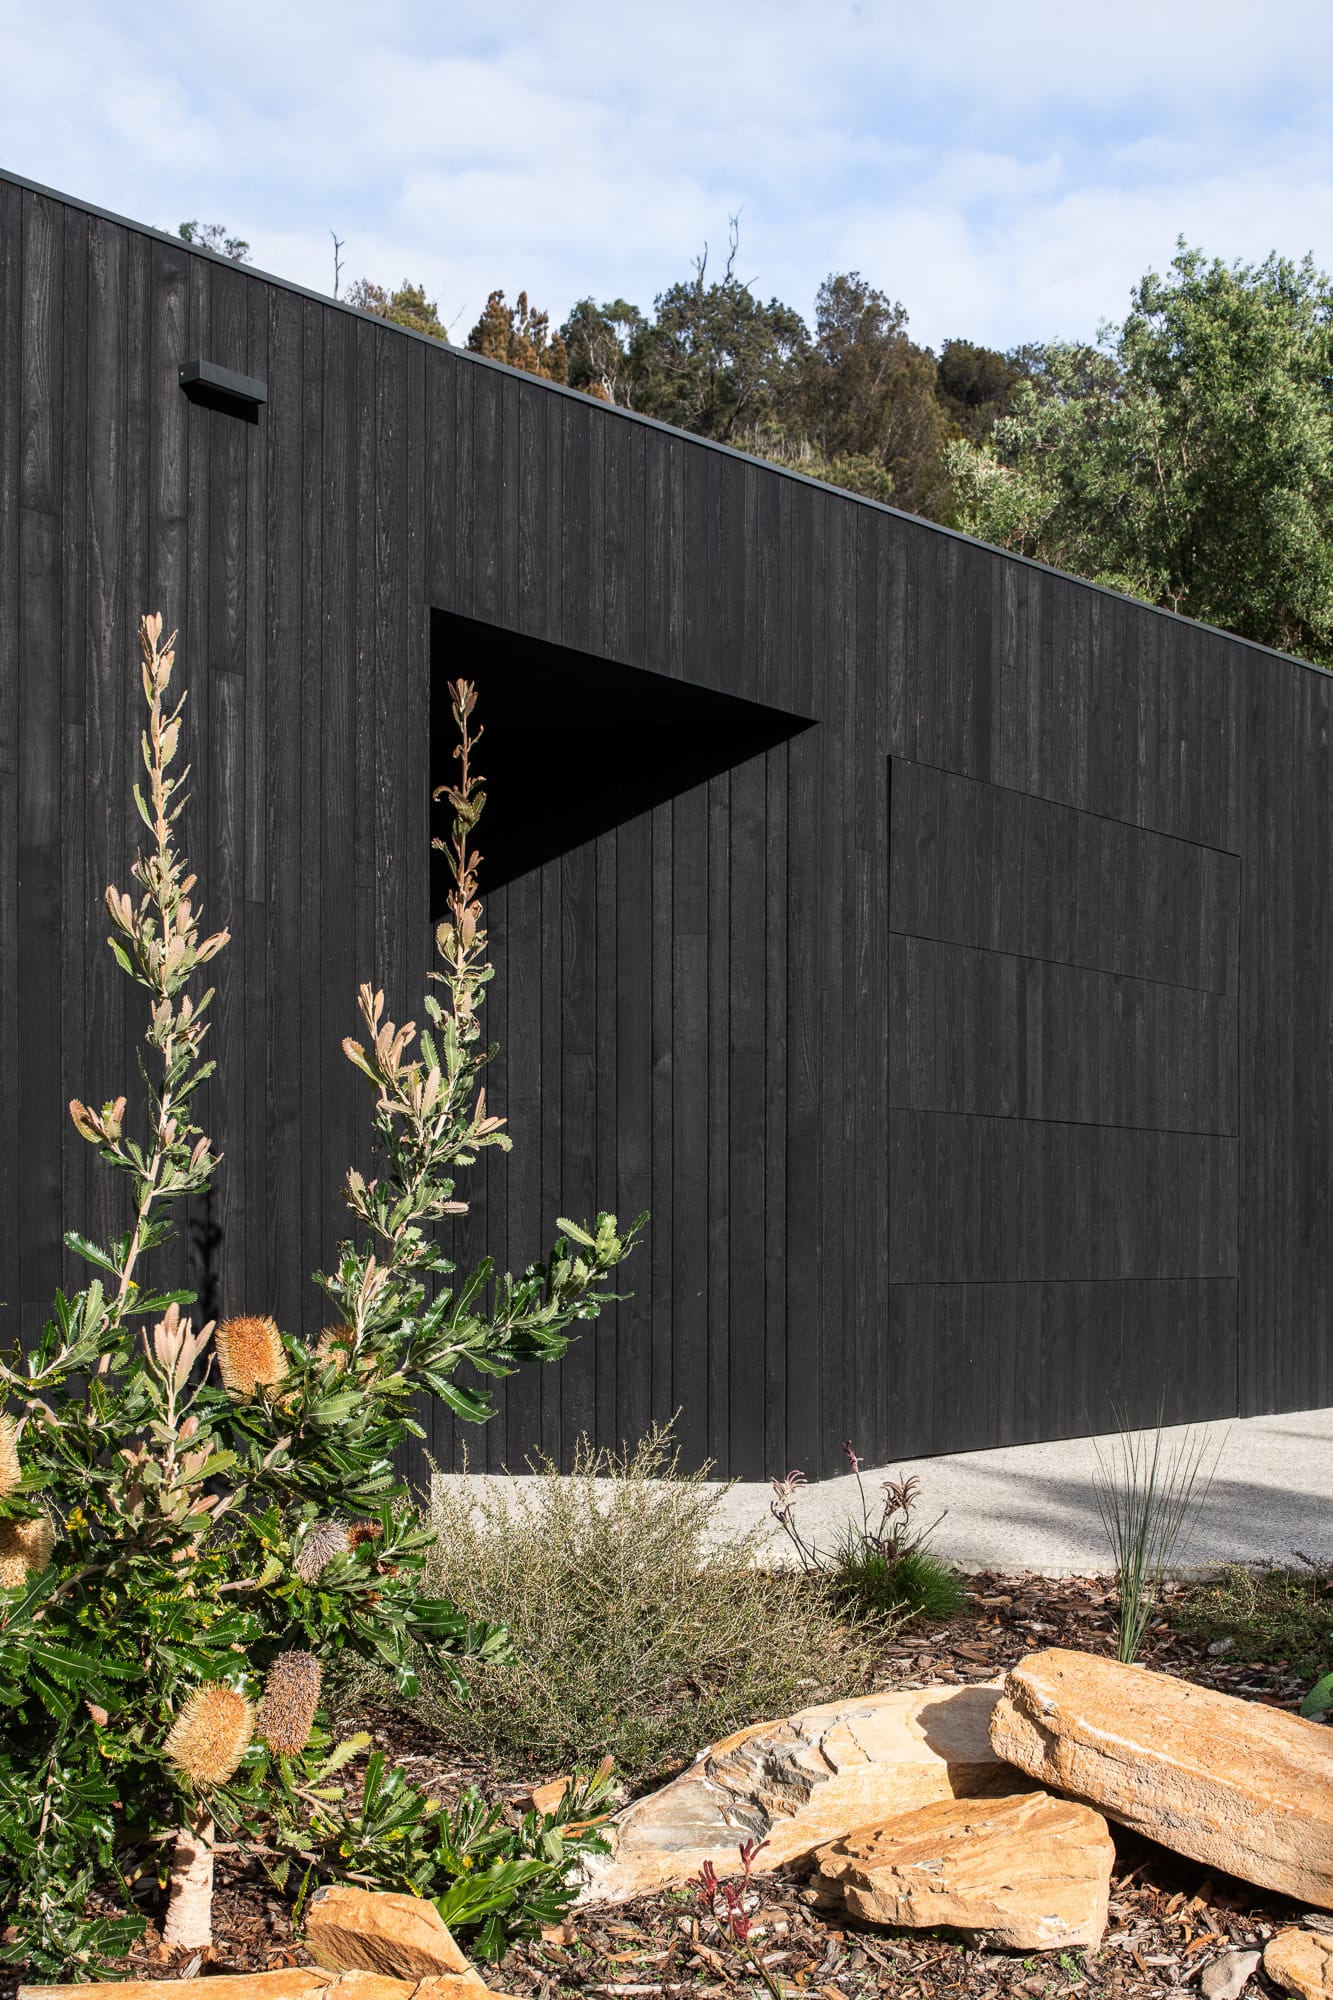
<box><xmin>3</xmin><ymin>0</ymin><xmax>1333</xmax><ymax>351</ymax></box>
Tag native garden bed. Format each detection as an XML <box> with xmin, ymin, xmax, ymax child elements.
<box><xmin>15</xmin><ymin>1566</ymin><xmax>1329</xmax><ymax>2000</ymax></box>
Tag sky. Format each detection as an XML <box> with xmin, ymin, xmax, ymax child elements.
<box><xmin>2</xmin><ymin>0</ymin><xmax>1332</xmax><ymax>354</ymax></box>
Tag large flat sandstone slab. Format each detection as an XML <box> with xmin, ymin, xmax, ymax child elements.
<box><xmin>579</xmin><ymin>1682</ymin><xmax>1012</xmax><ymax>1903</ymax></box>
<box><xmin>811</xmin><ymin>1790</ymin><xmax>1114</xmax><ymax>1951</ymax></box>
<box><xmin>19</xmin><ymin>1975</ymin><xmax>494</xmax><ymax>2000</ymax></box>
<box><xmin>990</xmin><ymin>1648</ymin><xmax>1333</xmax><ymax>1907</ymax></box>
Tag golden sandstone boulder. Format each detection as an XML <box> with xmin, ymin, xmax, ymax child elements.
<box><xmin>579</xmin><ymin>1681</ymin><xmax>1012</xmax><ymax>1902</ymax></box>
<box><xmin>304</xmin><ymin>1885</ymin><xmax>485</xmax><ymax>1982</ymax></box>
<box><xmin>523</xmin><ymin>1775</ymin><xmax>574</xmax><ymax>1816</ymax></box>
<box><xmin>811</xmin><ymin>1790</ymin><xmax>1114</xmax><ymax>1951</ymax></box>
<box><xmin>1265</xmin><ymin>1928</ymin><xmax>1333</xmax><ymax>1999</ymax></box>
<box><xmin>990</xmin><ymin>1648</ymin><xmax>1333</xmax><ymax>1906</ymax></box>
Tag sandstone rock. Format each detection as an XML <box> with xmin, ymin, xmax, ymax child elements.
<box><xmin>305</xmin><ymin>1884</ymin><xmax>483</xmax><ymax>1982</ymax></box>
<box><xmin>1199</xmin><ymin>1948</ymin><xmax>1261</xmax><ymax>2000</ymax></box>
<box><xmin>525</xmin><ymin>1776</ymin><xmax>573</xmax><ymax>1815</ymax></box>
<box><xmin>20</xmin><ymin>1981</ymin><xmax>330</xmax><ymax>2000</ymax></box>
<box><xmin>410</xmin><ymin>1985</ymin><xmax>500</xmax><ymax>2000</ymax></box>
<box><xmin>990</xmin><ymin>1649</ymin><xmax>1333</xmax><ymax>1908</ymax></box>
<box><xmin>323</xmin><ymin>1980</ymin><xmax>444</xmax><ymax>2000</ymax></box>
<box><xmin>1266</xmin><ymin>1928</ymin><xmax>1333</xmax><ymax>1999</ymax></box>
<box><xmin>579</xmin><ymin>1681</ymin><xmax>1013</xmax><ymax>1903</ymax></box>
<box><xmin>811</xmin><ymin>1790</ymin><xmax>1113</xmax><ymax>1951</ymax></box>
<box><xmin>19</xmin><ymin>1974</ymin><xmax>493</xmax><ymax>2000</ymax></box>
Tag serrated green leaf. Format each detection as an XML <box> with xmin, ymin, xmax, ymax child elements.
<box><xmin>62</xmin><ymin>1232</ymin><xmax>119</xmax><ymax>1275</ymax></box>
<box><xmin>554</xmin><ymin>1217</ymin><xmax>596</xmax><ymax>1248</ymax></box>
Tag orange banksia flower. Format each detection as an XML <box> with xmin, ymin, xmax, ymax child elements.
<box><xmin>0</xmin><ymin>1418</ymin><xmax>21</xmax><ymax>1500</ymax></box>
<box><xmin>215</xmin><ymin>1315</ymin><xmax>287</xmax><ymax>1395</ymax></box>
<box><xmin>255</xmin><ymin>1650</ymin><xmax>323</xmax><ymax>1756</ymax></box>
<box><xmin>164</xmin><ymin>1684</ymin><xmax>255</xmax><ymax>1785</ymax></box>
<box><xmin>295</xmin><ymin>1519</ymin><xmax>350</xmax><ymax>1584</ymax></box>
<box><xmin>0</xmin><ymin>1516</ymin><xmax>54</xmax><ymax>1587</ymax></box>
<box><xmin>345</xmin><ymin>1520</ymin><xmax>383</xmax><ymax>1550</ymax></box>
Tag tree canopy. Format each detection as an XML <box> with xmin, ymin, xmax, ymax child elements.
<box><xmin>788</xmin><ymin>272</ymin><xmax>955</xmax><ymax>516</ymax></box>
<box><xmin>467</xmin><ymin>289</ymin><xmax>568</xmax><ymax>381</ymax></box>
<box><xmin>176</xmin><ymin>221</ymin><xmax>251</xmax><ymax>263</ymax></box>
<box><xmin>949</xmin><ymin>244</ymin><xmax>1333</xmax><ymax>663</ymax></box>
<box><xmin>628</xmin><ymin>244</ymin><xmax>808</xmax><ymax>442</ymax></box>
<box><xmin>346</xmin><ymin>278</ymin><xmax>449</xmax><ymax>343</ymax></box>
<box><xmin>336</xmin><ymin>227</ymin><xmax>1333</xmax><ymax>668</ymax></box>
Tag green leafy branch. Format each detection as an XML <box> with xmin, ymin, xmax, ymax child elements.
<box><xmin>320</xmin><ymin>677</ymin><xmax>645</xmax><ymax>1398</ymax></box>
<box><xmin>53</xmin><ymin>614</ymin><xmax>227</xmax><ymax>1381</ymax></box>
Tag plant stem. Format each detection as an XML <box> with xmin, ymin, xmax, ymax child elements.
<box><xmin>162</xmin><ymin>1806</ymin><xmax>216</xmax><ymax>1949</ymax></box>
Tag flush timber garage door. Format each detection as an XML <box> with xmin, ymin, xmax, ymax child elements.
<box><xmin>886</xmin><ymin>758</ymin><xmax>1241</xmax><ymax>1455</ymax></box>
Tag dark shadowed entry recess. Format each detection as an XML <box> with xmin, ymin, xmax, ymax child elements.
<box><xmin>429</xmin><ymin>610</ymin><xmax>812</xmax><ymax>893</ymax></box>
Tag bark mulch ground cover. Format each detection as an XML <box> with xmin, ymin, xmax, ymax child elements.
<box><xmin>17</xmin><ymin>1572</ymin><xmax>1323</xmax><ymax>2000</ymax></box>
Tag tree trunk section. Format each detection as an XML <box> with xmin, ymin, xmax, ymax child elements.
<box><xmin>162</xmin><ymin>1809</ymin><xmax>215</xmax><ymax>1948</ymax></box>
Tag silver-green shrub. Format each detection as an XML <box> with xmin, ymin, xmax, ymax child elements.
<box><xmin>418</xmin><ymin>1427</ymin><xmax>873</xmax><ymax>1776</ymax></box>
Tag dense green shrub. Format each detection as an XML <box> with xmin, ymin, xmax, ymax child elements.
<box><xmin>302</xmin><ymin>1750</ymin><xmax>615</xmax><ymax>1959</ymax></box>
<box><xmin>417</xmin><ymin>1429</ymin><xmax>874</xmax><ymax>1776</ymax></box>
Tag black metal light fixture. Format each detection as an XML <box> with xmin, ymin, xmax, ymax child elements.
<box><xmin>179</xmin><ymin>358</ymin><xmax>267</xmax><ymax>416</ymax></box>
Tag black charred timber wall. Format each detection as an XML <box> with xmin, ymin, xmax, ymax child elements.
<box><xmin>2</xmin><ymin>172</ymin><xmax>1323</xmax><ymax>1481</ymax></box>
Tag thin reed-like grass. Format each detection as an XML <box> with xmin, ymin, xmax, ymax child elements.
<box><xmin>1092</xmin><ymin>1407</ymin><xmax>1224</xmax><ymax>1662</ymax></box>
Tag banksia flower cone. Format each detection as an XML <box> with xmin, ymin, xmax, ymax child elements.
<box><xmin>215</xmin><ymin>1315</ymin><xmax>287</xmax><ymax>1394</ymax></box>
<box><xmin>315</xmin><ymin>1324</ymin><xmax>355</xmax><ymax>1372</ymax></box>
<box><xmin>0</xmin><ymin>1516</ymin><xmax>54</xmax><ymax>1587</ymax></box>
<box><xmin>0</xmin><ymin>1418</ymin><xmax>21</xmax><ymax>1500</ymax></box>
<box><xmin>255</xmin><ymin>1650</ymin><xmax>323</xmax><ymax>1756</ymax></box>
<box><xmin>295</xmin><ymin>1519</ymin><xmax>350</xmax><ymax>1584</ymax></box>
<box><xmin>164</xmin><ymin>1685</ymin><xmax>255</xmax><ymax>1785</ymax></box>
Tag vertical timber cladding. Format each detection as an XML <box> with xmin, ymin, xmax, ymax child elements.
<box><xmin>424</xmin><ymin>609</ymin><xmax>813</xmax><ymax>1479</ymax></box>
<box><xmin>886</xmin><ymin>759</ymin><xmax>1242</xmax><ymax>1453</ymax></box>
<box><xmin>8</xmin><ymin>168</ymin><xmax>1333</xmax><ymax>1479</ymax></box>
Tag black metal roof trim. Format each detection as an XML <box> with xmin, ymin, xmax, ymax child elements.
<box><xmin>0</xmin><ymin>161</ymin><xmax>1324</xmax><ymax>682</ymax></box>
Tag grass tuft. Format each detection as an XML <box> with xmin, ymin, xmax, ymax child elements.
<box><xmin>1092</xmin><ymin>1410</ymin><xmax>1221</xmax><ymax>1662</ymax></box>
<box><xmin>828</xmin><ymin>1535</ymin><xmax>967</xmax><ymax>1623</ymax></box>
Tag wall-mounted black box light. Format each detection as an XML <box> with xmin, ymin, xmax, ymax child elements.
<box><xmin>180</xmin><ymin>358</ymin><xmax>267</xmax><ymax>418</ymax></box>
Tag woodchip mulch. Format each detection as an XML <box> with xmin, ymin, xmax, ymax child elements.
<box><xmin>15</xmin><ymin>1573</ymin><xmax>1320</xmax><ymax>2000</ymax></box>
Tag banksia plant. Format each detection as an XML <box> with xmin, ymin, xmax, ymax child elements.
<box><xmin>0</xmin><ymin>1515</ymin><xmax>54</xmax><ymax>1587</ymax></box>
<box><xmin>0</xmin><ymin>1416</ymin><xmax>20</xmax><ymax>1500</ymax></box>
<box><xmin>295</xmin><ymin>1519</ymin><xmax>350</xmax><ymax>1583</ymax></box>
<box><xmin>215</xmin><ymin>1314</ymin><xmax>287</xmax><ymax>1395</ymax></box>
<box><xmin>324</xmin><ymin>677</ymin><xmax>645</xmax><ymax>1394</ymax></box>
<box><xmin>255</xmin><ymin>1650</ymin><xmax>323</xmax><ymax>1756</ymax></box>
<box><xmin>164</xmin><ymin>1685</ymin><xmax>256</xmax><ymax>1786</ymax></box>
<box><xmin>0</xmin><ymin>620</ymin><xmax>641</xmax><ymax>1978</ymax></box>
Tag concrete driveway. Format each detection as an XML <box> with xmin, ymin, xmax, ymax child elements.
<box><xmin>709</xmin><ymin>1408</ymin><xmax>1333</xmax><ymax>1575</ymax></box>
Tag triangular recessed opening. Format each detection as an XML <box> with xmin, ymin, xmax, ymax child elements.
<box><xmin>430</xmin><ymin>608</ymin><xmax>813</xmax><ymax>895</ymax></box>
